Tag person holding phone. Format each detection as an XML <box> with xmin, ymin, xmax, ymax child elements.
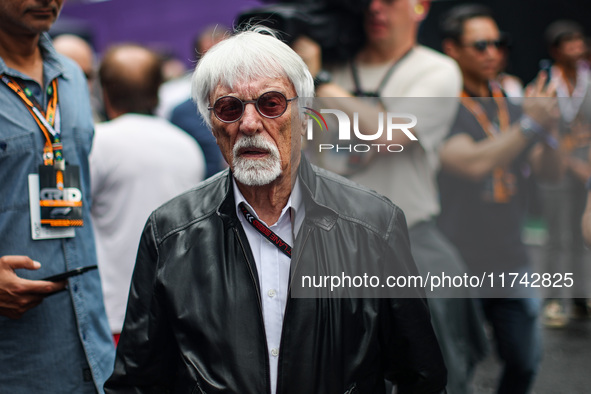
<box><xmin>0</xmin><ymin>1</ymin><xmax>115</xmax><ymax>393</ymax></box>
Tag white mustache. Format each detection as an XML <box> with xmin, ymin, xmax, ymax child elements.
<box><xmin>233</xmin><ymin>134</ymin><xmax>280</xmax><ymax>160</ymax></box>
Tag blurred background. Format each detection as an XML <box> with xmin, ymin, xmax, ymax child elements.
<box><xmin>50</xmin><ymin>2</ymin><xmax>591</xmax><ymax>392</ymax></box>
<box><xmin>53</xmin><ymin>0</ymin><xmax>591</xmax><ymax>84</ymax></box>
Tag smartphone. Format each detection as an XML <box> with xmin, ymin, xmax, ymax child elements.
<box><xmin>539</xmin><ymin>59</ymin><xmax>553</xmax><ymax>86</ymax></box>
<box><xmin>42</xmin><ymin>265</ymin><xmax>98</xmax><ymax>282</ymax></box>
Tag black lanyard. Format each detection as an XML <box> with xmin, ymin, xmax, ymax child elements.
<box><xmin>350</xmin><ymin>47</ymin><xmax>414</xmax><ymax>97</ymax></box>
<box><xmin>239</xmin><ymin>202</ymin><xmax>292</xmax><ymax>258</ymax></box>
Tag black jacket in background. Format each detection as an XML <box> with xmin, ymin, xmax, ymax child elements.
<box><xmin>105</xmin><ymin>155</ymin><xmax>447</xmax><ymax>394</ymax></box>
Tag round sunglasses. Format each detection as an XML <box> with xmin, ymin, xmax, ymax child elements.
<box><xmin>208</xmin><ymin>91</ymin><xmax>298</xmax><ymax>123</ymax></box>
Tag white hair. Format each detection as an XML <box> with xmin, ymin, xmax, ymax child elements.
<box><xmin>191</xmin><ymin>26</ymin><xmax>314</xmax><ymax>128</ymax></box>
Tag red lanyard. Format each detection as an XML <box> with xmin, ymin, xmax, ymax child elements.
<box><xmin>1</xmin><ymin>75</ymin><xmax>61</xmax><ymax>167</ymax></box>
<box><xmin>239</xmin><ymin>202</ymin><xmax>292</xmax><ymax>258</ymax></box>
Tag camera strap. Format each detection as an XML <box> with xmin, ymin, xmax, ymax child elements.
<box><xmin>239</xmin><ymin>202</ymin><xmax>292</xmax><ymax>258</ymax></box>
<box><xmin>351</xmin><ymin>47</ymin><xmax>414</xmax><ymax>97</ymax></box>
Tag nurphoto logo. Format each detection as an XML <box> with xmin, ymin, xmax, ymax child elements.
<box><xmin>304</xmin><ymin>108</ymin><xmax>418</xmax><ymax>153</ymax></box>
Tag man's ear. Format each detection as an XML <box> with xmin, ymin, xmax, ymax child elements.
<box><xmin>442</xmin><ymin>38</ymin><xmax>459</xmax><ymax>59</ymax></box>
<box><xmin>102</xmin><ymin>90</ymin><xmax>122</xmax><ymax>120</ymax></box>
<box><xmin>300</xmin><ymin>116</ymin><xmax>308</xmax><ymax>138</ymax></box>
<box><xmin>414</xmin><ymin>1</ymin><xmax>431</xmax><ymax>23</ymax></box>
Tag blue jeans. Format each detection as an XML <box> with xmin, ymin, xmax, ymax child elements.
<box><xmin>481</xmin><ymin>298</ymin><xmax>542</xmax><ymax>394</ymax></box>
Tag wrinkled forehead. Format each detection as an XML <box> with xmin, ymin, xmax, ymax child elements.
<box><xmin>210</xmin><ymin>75</ymin><xmax>295</xmax><ymax>101</ymax></box>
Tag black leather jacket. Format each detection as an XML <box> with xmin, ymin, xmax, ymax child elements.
<box><xmin>105</xmin><ymin>156</ymin><xmax>446</xmax><ymax>394</ymax></box>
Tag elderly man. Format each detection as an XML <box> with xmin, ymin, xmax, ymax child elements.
<box><xmin>105</xmin><ymin>27</ymin><xmax>446</xmax><ymax>394</ymax></box>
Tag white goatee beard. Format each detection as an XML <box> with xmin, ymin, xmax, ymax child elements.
<box><xmin>232</xmin><ymin>134</ymin><xmax>282</xmax><ymax>186</ymax></box>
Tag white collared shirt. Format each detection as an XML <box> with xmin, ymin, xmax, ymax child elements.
<box><xmin>233</xmin><ymin>178</ymin><xmax>303</xmax><ymax>394</ymax></box>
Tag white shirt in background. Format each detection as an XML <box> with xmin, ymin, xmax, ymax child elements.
<box><xmin>90</xmin><ymin>113</ymin><xmax>205</xmax><ymax>334</ymax></box>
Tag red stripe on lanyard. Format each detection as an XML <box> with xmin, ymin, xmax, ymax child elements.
<box><xmin>239</xmin><ymin>202</ymin><xmax>292</xmax><ymax>258</ymax></box>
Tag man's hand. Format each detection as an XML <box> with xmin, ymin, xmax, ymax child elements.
<box><xmin>0</xmin><ymin>256</ymin><xmax>66</xmax><ymax>319</ymax></box>
<box><xmin>523</xmin><ymin>70</ymin><xmax>559</xmax><ymax>130</ymax></box>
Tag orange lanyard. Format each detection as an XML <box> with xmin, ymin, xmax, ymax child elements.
<box><xmin>460</xmin><ymin>83</ymin><xmax>509</xmax><ymax>138</ymax></box>
<box><xmin>1</xmin><ymin>75</ymin><xmax>61</xmax><ymax>166</ymax></box>
<box><xmin>461</xmin><ymin>84</ymin><xmax>515</xmax><ymax>203</ymax></box>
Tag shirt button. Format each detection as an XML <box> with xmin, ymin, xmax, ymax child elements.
<box><xmin>267</xmin><ymin>289</ymin><xmax>277</xmax><ymax>298</ymax></box>
<box><xmin>271</xmin><ymin>348</ymin><xmax>279</xmax><ymax>357</ymax></box>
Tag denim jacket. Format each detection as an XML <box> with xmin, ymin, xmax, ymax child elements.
<box><xmin>0</xmin><ymin>34</ymin><xmax>115</xmax><ymax>393</ymax></box>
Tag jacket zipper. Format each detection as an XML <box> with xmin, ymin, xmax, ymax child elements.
<box><xmin>275</xmin><ymin>226</ymin><xmax>313</xmax><ymax>394</ymax></box>
<box><xmin>233</xmin><ymin>226</ymin><xmax>272</xmax><ymax>394</ymax></box>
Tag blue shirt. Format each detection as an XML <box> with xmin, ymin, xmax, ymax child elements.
<box><xmin>0</xmin><ymin>33</ymin><xmax>115</xmax><ymax>393</ymax></box>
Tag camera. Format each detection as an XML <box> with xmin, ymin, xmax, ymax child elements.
<box><xmin>236</xmin><ymin>0</ymin><xmax>370</xmax><ymax>65</ymax></box>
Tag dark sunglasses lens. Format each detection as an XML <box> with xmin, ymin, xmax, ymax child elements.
<box><xmin>214</xmin><ymin>96</ymin><xmax>243</xmax><ymax>122</ymax></box>
<box><xmin>258</xmin><ymin>92</ymin><xmax>287</xmax><ymax>118</ymax></box>
<box><xmin>473</xmin><ymin>41</ymin><xmax>488</xmax><ymax>52</ymax></box>
<box><xmin>472</xmin><ymin>40</ymin><xmax>506</xmax><ymax>52</ymax></box>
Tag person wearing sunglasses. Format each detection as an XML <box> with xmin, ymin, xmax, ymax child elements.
<box><xmin>105</xmin><ymin>26</ymin><xmax>447</xmax><ymax>394</ymax></box>
<box><xmin>439</xmin><ymin>4</ymin><xmax>563</xmax><ymax>394</ymax></box>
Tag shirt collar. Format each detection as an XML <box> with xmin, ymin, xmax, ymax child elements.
<box><xmin>233</xmin><ymin>177</ymin><xmax>303</xmax><ymax>229</ymax></box>
<box><xmin>0</xmin><ymin>33</ymin><xmax>70</xmax><ymax>82</ymax></box>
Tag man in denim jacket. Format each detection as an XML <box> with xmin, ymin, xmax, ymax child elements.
<box><xmin>0</xmin><ymin>1</ymin><xmax>115</xmax><ymax>392</ymax></box>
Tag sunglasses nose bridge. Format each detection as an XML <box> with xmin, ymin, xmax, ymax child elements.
<box><xmin>243</xmin><ymin>100</ymin><xmax>262</xmax><ymax>118</ymax></box>
<box><xmin>486</xmin><ymin>40</ymin><xmax>503</xmax><ymax>52</ymax></box>
<box><xmin>238</xmin><ymin>100</ymin><xmax>265</xmax><ymax>128</ymax></box>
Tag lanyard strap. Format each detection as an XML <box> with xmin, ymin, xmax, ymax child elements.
<box><xmin>460</xmin><ymin>82</ymin><xmax>510</xmax><ymax>137</ymax></box>
<box><xmin>1</xmin><ymin>75</ymin><xmax>62</xmax><ymax>166</ymax></box>
<box><xmin>350</xmin><ymin>47</ymin><xmax>414</xmax><ymax>97</ymax></box>
<box><xmin>239</xmin><ymin>202</ymin><xmax>292</xmax><ymax>258</ymax></box>
<box><xmin>461</xmin><ymin>83</ymin><xmax>514</xmax><ymax>203</ymax></box>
